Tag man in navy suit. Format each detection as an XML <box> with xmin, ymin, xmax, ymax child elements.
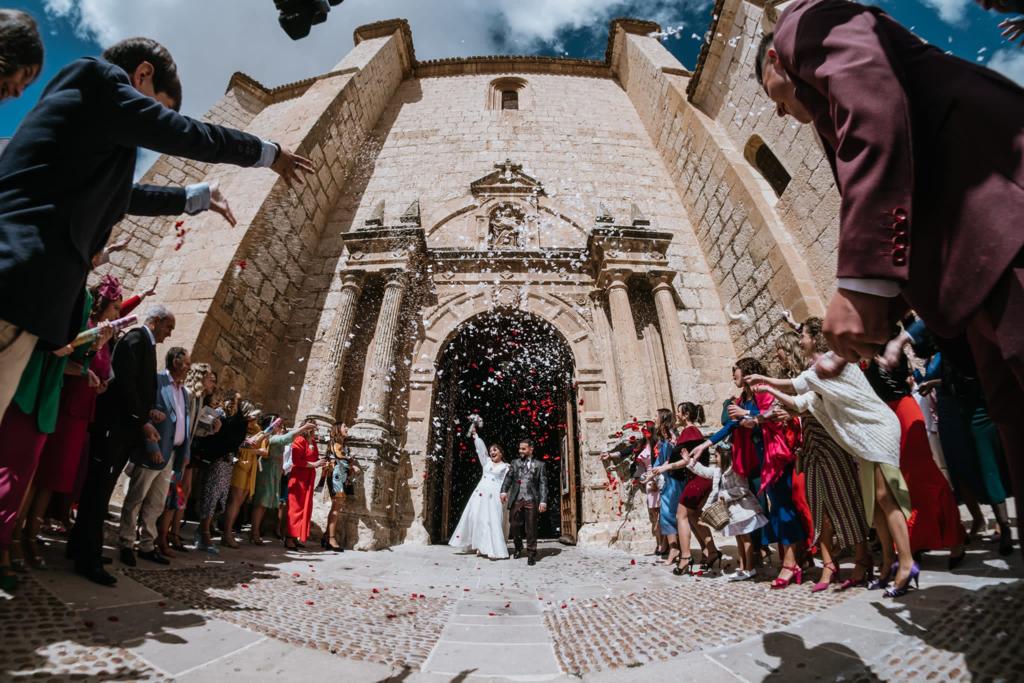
<box><xmin>118</xmin><ymin>345</ymin><xmax>190</xmax><ymax>568</ymax></box>
<box><xmin>0</xmin><ymin>37</ymin><xmax>313</xmax><ymax>421</ymax></box>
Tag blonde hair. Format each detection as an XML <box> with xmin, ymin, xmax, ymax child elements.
<box><xmin>186</xmin><ymin>362</ymin><xmax>213</xmax><ymax>398</ymax></box>
<box><xmin>774</xmin><ymin>332</ymin><xmax>805</xmax><ymax>378</ymax></box>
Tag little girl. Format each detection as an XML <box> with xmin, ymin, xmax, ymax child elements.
<box><xmin>687</xmin><ymin>443</ymin><xmax>768</xmax><ymax>581</ymax></box>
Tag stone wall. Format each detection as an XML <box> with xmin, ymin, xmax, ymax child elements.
<box><xmin>612</xmin><ymin>17</ymin><xmax>827</xmax><ymax>366</ymax></box>
<box><xmin>690</xmin><ymin>0</ymin><xmax>842</xmax><ymax>308</ymax></box>
<box><xmin>281</xmin><ymin>67</ymin><xmax>738</xmax><ymax>420</ymax></box>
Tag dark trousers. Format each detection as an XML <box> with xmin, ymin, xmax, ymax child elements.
<box><xmin>965</xmin><ymin>256</ymin><xmax>1023</xmax><ymax>559</ymax></box>
<box><xmin>510</xmin><ymin>500</ymin><xmax>538</xmax><ymax>556</ymax></box>
<box><xmin>69</xmin><ymin>430</ymin><xmax>136</xmax><ymax>569</ymax></box>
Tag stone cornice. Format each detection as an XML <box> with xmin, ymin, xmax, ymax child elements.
<box><xmin>354</xmin><ymin>19</ymin><xmax>416</xmax><ymax>76</ymax></box>
<box><xmin>227</xmin><ymin>16</ymin><xmax>673</xmax><ymax>102</ymax></box>
<box><xmin>225</xmin><ymin>68</ymin><xmax>358</xmax><ymax>104</ymax></box>
<box><xmin>686</xmin><ymin>0</ymin><xmax>726</xmax><ymax>102</ymax></box>
<box><xmin>605</xmin><ymin>17</ymin><xmax>662</xmax><ymax>64</ymax></box>
<box><xmin>414</xmin><ymin>55</ymin><xmax>609</xmax><ymax>79</ymax></box>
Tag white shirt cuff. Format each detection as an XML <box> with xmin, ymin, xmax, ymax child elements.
<box><xmin>184</xmin><ymin>182</ymin><xmax>210</xmax><ymax>215</ymax></box>
<box><xmin>256</xmin><ymin>140</ymin><xmax>279</xmax><ymax>168</ymax></box>
<box><xmin>837</xmin><ymin>277</ymin><xmax>901</xmax><ymax>298</ymax></box>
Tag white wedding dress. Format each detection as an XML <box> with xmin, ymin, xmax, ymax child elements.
<box><xmin>448</xmin><ymin>433</ymin><xmax>510</xmax><ymax>558</ymax></box>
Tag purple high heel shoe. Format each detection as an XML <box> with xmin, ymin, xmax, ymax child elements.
<box><xmin>884</xmin><ymin>562</ymin><xmax>920</xmax><ymax>598</ymax></box>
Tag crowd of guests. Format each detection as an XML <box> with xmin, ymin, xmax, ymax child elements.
<box><xmin>603</xmin><ymin>311</ymin><xmax>1013</xmax><ymax>598</ymax></box>
<box><xmin>0</xmin><ymin>0</ymin><xmax>1021</xmax><ymax>601</ymax></box>
<box><xmin>0</xmin><ymin>277</ymin><xmax>362</xmax><ymax>589</ymax></box>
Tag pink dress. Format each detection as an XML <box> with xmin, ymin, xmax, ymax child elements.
<box><xmin>636</xmin><ymin>445</ymin><xmax>660</xmax><ymax>509</ymax></box>
<box><xmin>35</xmin><ymin>342</ymin><xmax>111</xmax><ymax>493</ymax></box>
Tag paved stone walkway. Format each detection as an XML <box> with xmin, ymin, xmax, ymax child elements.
<box><xmin>0</xmin><ymin>524</ymin><xmax>1021</xmax><ymax>681</ymax></box>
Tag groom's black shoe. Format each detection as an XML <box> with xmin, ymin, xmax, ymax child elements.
<box><xmin>528</xmin><ymin>556</ymin><xmax>536</xmax><ymax>566</ymax></box>
<box><xmin>513</xmin><ymin>548</ymin><xmax>523</xmax><ymax>559</ymax></box>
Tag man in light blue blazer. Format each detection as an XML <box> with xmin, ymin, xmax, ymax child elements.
<box><xmin>118</xmin><ymin>346</ymin><xmax>190</xmax><ymax>566</ymax></box>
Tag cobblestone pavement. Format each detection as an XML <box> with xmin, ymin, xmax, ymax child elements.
<box><xmin>1</xmin><ymin>530</ymin><xmax>1021</xmax><ymax>681</ymax></box>
<box><xmin>0</xmin><ymin>572</ymin><xmax>163</xmax><ymax>681</ymax></box>
<box><xmin>544</xmin><ymin>571</ymin><xmax>852</xmax><ymax>674</ymax></box>
<box><xmin>124</xmin><ymin>563</ymin><xmax>454</xmax><ymax>670</ymax></box>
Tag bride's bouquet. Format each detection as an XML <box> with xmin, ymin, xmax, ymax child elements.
<box><xmin>467</xmin><ymin>414</ymin><xmax>484</xmax><ymax>429</ymax></box>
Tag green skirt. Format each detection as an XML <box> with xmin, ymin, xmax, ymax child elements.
<box><xmin>858</xmin><ymin>459</ymin><xmax>912</xmax><ymax>527</ymax></box>
<box><xmin>252</xmin><ymin>456</ymin><xmax>283</xmax><ymax>509</ymax></box>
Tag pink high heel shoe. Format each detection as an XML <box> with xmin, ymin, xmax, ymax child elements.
<box><xmin>810</xmin><ymin>561</ymin><xmax>839</xmax><ymax>593</ymax></box>
<box><xmin>837</xmin><ymin>560</ymin><xmax>873</xmax><ymax>591</ymax></box>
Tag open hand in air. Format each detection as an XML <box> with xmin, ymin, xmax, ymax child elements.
<box><xmin>271</xmin><ymin>146</ymin><xmax>315</xmax><ymax>189</ymax></box>
<box><xmin>209</xmin><ymin>180</ymin><xmax>236</xmax><ymax>226</ymax></box>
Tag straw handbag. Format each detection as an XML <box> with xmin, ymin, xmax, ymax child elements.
<box><xmin>700</xmin><ymin>497</ymin><xmax>730</xmax><ymax>530</ymax></box>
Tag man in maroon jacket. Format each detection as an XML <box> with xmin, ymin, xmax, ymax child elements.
<box><xmin>756</xmin><ymin>0</ymin><xmax>1024</xmax><ymax>554</ymax></box>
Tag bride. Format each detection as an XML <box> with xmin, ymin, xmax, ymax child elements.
<box><xmin>448</xmin><ymin>417</ymin><xmax>510</xmax><ymax>559</ymax></box>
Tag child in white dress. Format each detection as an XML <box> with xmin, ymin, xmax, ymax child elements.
<box><xmin>687</xmin><ymin>444</ymin><xmax>767</xmax><ymax>581</ymax></box>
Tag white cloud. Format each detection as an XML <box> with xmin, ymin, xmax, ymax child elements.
<box><xmin>919</xmin><ymin>0</ymin><xmax>972</xmax><ymax>24</ymax></box>
<box><xmin>43</xmin><ymin>0</ymin><xmax>705</xmax><ymax>123</ymax></box>
<box><xmin>988</xmin><ymin>48</ymin><xmax>1024</xmax><ymax>85</ymax></box>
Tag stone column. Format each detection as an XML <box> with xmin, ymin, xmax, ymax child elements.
<box><xmin>605</xmin><ymin>271</ymin><xmax>645</xmax><ymax>419</ymax></box>
<box><xmin>353</xmin><ymin>270</ymin><xmax>408</xmax><ymax>433</ymax></box>
<box><xmin>297</xmin><ymin>272</ymin><xmax>364</xmax><ymax>421</ymax></box>
<box><xmin>651</xmin><ymin>274</ymin><xmax>695</xmax><ymax>405</ymax></box>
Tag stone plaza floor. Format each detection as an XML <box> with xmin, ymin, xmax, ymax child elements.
<box><xmin>1</xmin><ymin>524</ymin><xmax>1021</xmax><ymax>682</ymax></box>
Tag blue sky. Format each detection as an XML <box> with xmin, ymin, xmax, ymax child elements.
<box><xmin>2</xmin><ymin>0</ymin><xmax>1020</xmax><ymax>140</ymax></box>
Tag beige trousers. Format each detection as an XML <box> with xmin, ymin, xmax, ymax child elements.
<box><xmin>0</xmin><ymin>320</ymin><xmax>37</xmax><ymax>423</ymax></box>
<box><xmin>119</xmin><ymin>464</ymin><xmax>174</xmax><ymax>553</ymax></box>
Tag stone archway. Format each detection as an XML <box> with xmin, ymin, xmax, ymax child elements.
<box><xmin>401</xmin><ymin>288</ymin><xmax>613</xmax><ymax>547</ymax></box>
<box><xmin>423</xmin><ymin>309</ymin><xmax>579</xmax><ymax>544</ymax></box>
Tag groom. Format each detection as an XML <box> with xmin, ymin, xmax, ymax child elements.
<box><xmin>500</xmin><ymin>438</ymin><xmax>547</xmax><ymax>565</ymax></box>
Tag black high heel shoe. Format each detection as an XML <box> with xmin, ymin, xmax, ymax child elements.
<box><xmin>700</xmin><ymin>551</ymin><xmax>723</xmax><ymax>573</ymax></box>
<box><xmin>673</xmin><ymin>556</ymin><xmax>694</xmax><ymax>576</ymax></box>
<box><xmin>998</xmin><ymin>526</ymin><xmax>1014</xmax><ymax>556</ymax></box>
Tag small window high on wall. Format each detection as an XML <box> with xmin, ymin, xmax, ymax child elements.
<box><xmin>501</xmin><ymin>90</ymin><xmax>519</xmax><ymax>110</ymax></box>
<box><xmin>488</xmin><ymin>77</ymin><xmax>527</xmax><ymax>110</ymax></box>
<box><xmin>744</xmin><ymin>135</ymin><xmax>791</xmax><ymax>198</ymax></box>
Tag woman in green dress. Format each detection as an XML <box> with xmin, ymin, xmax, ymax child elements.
<box><xmin>250</xmin><ymin>416</ymin><xmax>314</xmax><ymax>544</ymax></box>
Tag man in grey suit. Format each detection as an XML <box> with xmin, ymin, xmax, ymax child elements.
<box><xmin>118</xmin><ymin>345</ymin><xmax>190</xmax><ymax>567</ymax></box>
<box><xmin>500</xmin><ymin>438</ymin><xmax>548</xmax><ymax>565</ymax></box>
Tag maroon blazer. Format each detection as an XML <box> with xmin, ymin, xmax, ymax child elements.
<box><xmin>774</xmin><ymin>0</ymin><xmax>1024</xmax><ymax>337</ymax></box>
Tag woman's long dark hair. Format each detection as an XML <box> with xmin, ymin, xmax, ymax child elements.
<box><xmin>677</xmin><ymin>401</ymin><xmax>705</xmax><ymax>426</ymax></box>
<box><xmin>734</xmin><ymin>357</ymin><xmax>767</xmax><ymax>401</ymax></box>
<box><xmin>655</xmin><ymin>408</ymin><xmax>675</xmax><ymax>442</ymax></box>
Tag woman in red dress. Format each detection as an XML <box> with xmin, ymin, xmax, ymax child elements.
<box><xmin>866</xmin><ymin>356</ymin><xmax>966</xmax><ymax>562</ymax></box>
<box><xmin>286</xmin><ymin>421</ymin><xmax>326</xmax><ymax>549</ymax></box>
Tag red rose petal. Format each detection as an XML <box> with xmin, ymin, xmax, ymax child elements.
<box><xmin>305</xmin><ymin>600</ymin><xmax>314</xmax><ymax>605</ymax></box>
<box><xmin>107</xmin><ymin>615</ymin><xmax>119</xmax><ymax>622</ymax></box>
<box><xmin>630</xmin><ymin>559</ymin><xmax>636</xmax><ymax>565</ymax></box>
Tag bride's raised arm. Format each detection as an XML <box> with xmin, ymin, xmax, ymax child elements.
<box><xmin>471</xmin><ymin>428</ymin><xmax>488</xmax><ymax>466</ymax></box>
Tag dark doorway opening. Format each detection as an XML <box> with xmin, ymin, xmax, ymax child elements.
<box><xmin>426</xmin><ymin>310</ymin><xmax>579</xmax><ymax>543</ymax></box>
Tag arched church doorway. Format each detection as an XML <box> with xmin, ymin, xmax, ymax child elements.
<box><xmin>425</xmin><ymin>309</ymin><xmax>581</xmax><ymax>545</ymax></box>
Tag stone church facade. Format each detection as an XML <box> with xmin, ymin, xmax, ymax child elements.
<box><xmin>105</xmin><ymin>0</ymin><xmax>842</xmax><ymax>550</ymax></box>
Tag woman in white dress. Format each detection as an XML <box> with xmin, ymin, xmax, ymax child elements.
<box><xmin>448</xmin><ymin>419</ymin><xmax>510</xmax><ymax>559</ymax></box>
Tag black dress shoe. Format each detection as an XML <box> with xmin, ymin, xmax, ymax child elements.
<box><xmin>138</xmin><ymin>550</ymin><xmax>170</xmax><ymax>565</ymax></box>
<box><xmin>513</xmin><ymin>550</ymin><xmax>523</xmax><ymax>559</ymax></box>
<box><xmin>528</xmin><ymin>556</ymin><xmax>536</xmax><ymax>566</ymax></box>
<box><xmin>75</xmin><ymin>565</ymin><xmax>117</xmax><ymax>587</ymax></box>
<box><xmin>119</xmin><ymin>548</ymin><xmax>137</xmax><ymax>567</ymax></box>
